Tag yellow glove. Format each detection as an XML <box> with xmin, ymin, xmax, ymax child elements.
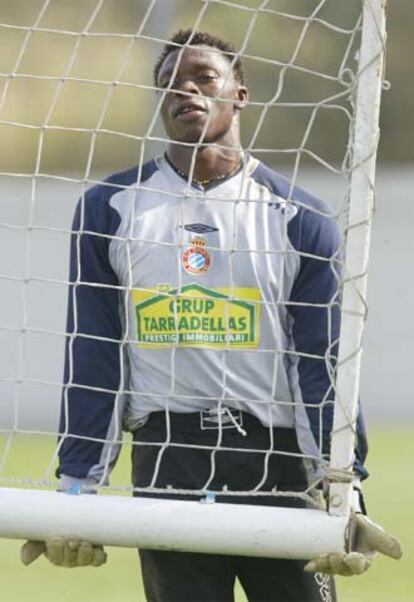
<box><xmin>20</xmin><ymin>476</ymin><xmax>107</xmax><ymax>568</ymax></box>
<box><xmin>21</xmin><ymin>537</ymin><xmax>107</xmax><ymax>568</ymax></box>
<box><xmin>304</xmin><ymin>513</ymin><xmax>402</xmax><ymax>576</ymax></box>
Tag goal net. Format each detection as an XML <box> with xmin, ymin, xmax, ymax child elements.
<box><xmin>0</xmin><ymin>0</ymin><xmax>387</xmax><ymax>558</ymax></box>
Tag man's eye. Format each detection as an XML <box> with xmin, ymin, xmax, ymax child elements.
<box><xmin>198</xmin><ymin>74</ymin><xmax>216</xmax><ymax>82</ymax></box>
<box><xmin>158</xmin><ymin>77</ymin><xmax>177</xmax><ymax>89</ymax></box>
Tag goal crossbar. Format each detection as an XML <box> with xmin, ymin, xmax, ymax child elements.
<box><xmin>0</xmin><ymin>487</ymin><xmax>349</xmax><ymax>559</ymax></box>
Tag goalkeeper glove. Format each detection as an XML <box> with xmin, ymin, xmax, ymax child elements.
<box><xmin>20</xmin><ymin>476</ymin><xmax>107</xmax><ymax>568</ymax></box>
<box><xmin>304</xmin><ymin>487</ymin><xmax>402</xmax><ymax>576</ymax></box>
<box><xmin>21</xmin><ymin>537</ymin><xmax>107</xmax><ymax>568</ymax></box>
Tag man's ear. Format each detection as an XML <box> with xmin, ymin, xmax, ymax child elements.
<box><xmin>235</xmin><ymin>86</ymin><xmax>249</xmax><ymax>110</ymax></box>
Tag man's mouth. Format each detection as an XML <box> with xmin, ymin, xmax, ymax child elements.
<box><xmin>174</xmin><ymin>103</ymin><xmax>207</xmax><ymax>119</ymax></box>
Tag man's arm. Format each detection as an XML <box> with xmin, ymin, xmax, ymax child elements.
<box><xmin>58</xmin><ymin>179</ymin><xmax>127</xmax><ymax>483</ymax></box>
<box><xmin>249</xmin><ymin>162</ymin><xmax>368</xmax><ymax>476</ymax></box>
<box><xmin>22</xmin><ymin>174</ymin><xmax>132</xmax><ymax>568</ymax></box>
<box><xmin>287</xmin><ymin>198</ymin><xmax>368</xmax><ymax>478</ymax></box>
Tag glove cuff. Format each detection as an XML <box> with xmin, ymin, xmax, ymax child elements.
<box><xmin>59</xmin><ymin>474</ymin><xmax>99</xmax><ymax>494</ymax></box>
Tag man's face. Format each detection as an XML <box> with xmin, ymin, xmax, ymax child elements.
<box><xmin>156</xmin><ymin>46</ymin><xmax>247</xmax><ymax>144</ymax></box>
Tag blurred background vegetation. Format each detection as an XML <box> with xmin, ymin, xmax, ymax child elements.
<box><xmin>0</xmin><ymin>0</ymin><xmax>411</xmax><ymax>178</ymax></box>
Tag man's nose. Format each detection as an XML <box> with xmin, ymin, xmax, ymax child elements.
<box><xmin>173</xmin><ymin>78</ymin><xmax>200</xmax><ymax>96</ymax></box>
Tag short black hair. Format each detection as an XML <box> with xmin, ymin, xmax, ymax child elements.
<box><xmin>153</xmin><ymin>29</ymin><xmax>245</xmax><ymax>87</ymax></box>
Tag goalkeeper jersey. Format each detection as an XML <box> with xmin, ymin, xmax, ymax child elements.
<box><xmin>58</xmin><ymin>154</ymin><xmax>368</xmax><ymax>482</ymax></box>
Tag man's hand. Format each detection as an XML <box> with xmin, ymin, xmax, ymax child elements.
<box><xmin>21</xmin><ymin>537</ymin><xmax>107</xmax><ymax>568</ymax></box>
<box><xmin>20</xmin><ymin>476</ymin><xmax>107</xmax><ymax>568</ymax></box>
<box><xmin>304</xmin><ymin>514</ymin><xmax>402</xmax><ymax>576</ymax></box>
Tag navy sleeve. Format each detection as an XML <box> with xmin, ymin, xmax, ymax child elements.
<box><xmin>251</xmin><ymin>161</ymin><xmax>368</xmax><ymax>479</ymax></box>
<box><xmin>288</xmin><ymin>199</ymin><xmax>368</xmax><ymax>480</ymax></box>
<box><xmin>58</xmin><ymin>170</ymin><xmax>137</xmax><ymax>479</ymax></box>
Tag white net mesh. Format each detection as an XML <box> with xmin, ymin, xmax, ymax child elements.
<box><xmin>0</xmin><ymin>0</ymin><xmax>385</xmax><ymax>518</ymax></box>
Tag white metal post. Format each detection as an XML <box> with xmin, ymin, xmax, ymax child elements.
<box><xmin>0</xmin><ymin>488</ymin><xmax>348</xmax><ymax>559</ymax></box>
<box><xmin>329</xmin><ymin>0</ymin><xmax>387</xmax><ymax>517</ymax></box>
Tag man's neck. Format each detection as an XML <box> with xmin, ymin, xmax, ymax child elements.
<box><xmin>166</xmin><ymin>144</ymin><xmax>243</xmax><ymax>184</ymax></box>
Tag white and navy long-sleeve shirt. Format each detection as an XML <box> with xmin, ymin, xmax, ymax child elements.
<box><xmin>58</xmin><ymin>154</ymin><xmax>368</xmax><ymax>482</ymax></box>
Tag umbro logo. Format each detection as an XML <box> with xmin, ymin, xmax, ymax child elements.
<box><xmin>268</xmin><ymin>201</ymin><xmax>298</xmax><ymax>218</ymax></box>
<box><xmin>184</xmin><ymin>223</ymin><xmax>219</xmax><ymax>234</ymax></box>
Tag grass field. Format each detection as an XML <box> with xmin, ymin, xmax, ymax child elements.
<box><xmin>0</xmin><ymin>426</ymin><xmax>412</xmax><ymax>601</ymax></box>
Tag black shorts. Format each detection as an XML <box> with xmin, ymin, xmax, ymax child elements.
<box><xmin>131</xmin><ymin>411</ymin><xmax>336</xmax><ymax>602</ymax></box>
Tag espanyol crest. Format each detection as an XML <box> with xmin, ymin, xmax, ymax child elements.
<box><xmin>182</xmin><ymin>236</ymin><xmax>211</xmax><ymax>275</ymax></box>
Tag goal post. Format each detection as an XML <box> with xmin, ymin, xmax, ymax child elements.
<box><xmin>0</xmin><ymin>0</ymin><xmax>387</xmax><ymax>560</ymax></box>
<box><xmin>328</xmin><ymin>0</ymin><xmax>387</xmax><ymax>518</ymax></box>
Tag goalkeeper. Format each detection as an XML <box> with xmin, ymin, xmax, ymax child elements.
<box><xmin>21</xmin><ymin>30</ymin><xmax>401</xmax><ymax>601</ymax></box>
